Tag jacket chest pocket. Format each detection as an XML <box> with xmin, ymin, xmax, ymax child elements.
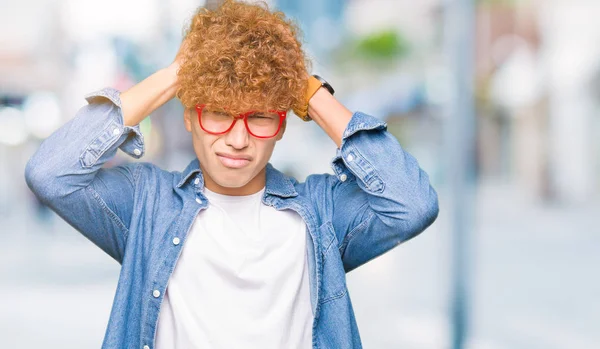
<box><xmin>319</xmin><ymin>221</ymin><xmax>347</xmax><ymax>303</ymax></box>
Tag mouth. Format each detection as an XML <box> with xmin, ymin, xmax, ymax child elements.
<box><xmin>216</xmin><ymin>152</ymin><xmax>251</xmax><ymax>169</ymax></box>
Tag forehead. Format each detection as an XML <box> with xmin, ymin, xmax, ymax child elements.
<box><xmin>201</xmin><ymin>106</ymin><xmax>280</xmax><ymax>114</ymax></box>
<box><xmin>197</xmin><ymin>95</ymin><xmax>285</xmax><ymax>112</ymax></box>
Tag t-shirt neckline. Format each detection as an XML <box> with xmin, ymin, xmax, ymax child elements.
<box><xmin>203</xmin><ymin>186</ymin><xmax>266</xmax><ymax>203</ymax></box>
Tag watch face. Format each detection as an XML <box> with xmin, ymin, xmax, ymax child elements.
<box><xmin>312</xmin><ymin>74</ymin><xmax>334</xmax><ymax>95</ymax></box>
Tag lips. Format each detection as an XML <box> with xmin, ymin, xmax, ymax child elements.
<box><xmin>216</xmin><ymin>152</ymin><xmax>251</xmax><ymax>169</ymax></box>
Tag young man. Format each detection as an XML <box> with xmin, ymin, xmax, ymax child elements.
<box><xmin>24</xmin><ymin>1</ymin><xmax>439</xmax><ymax>348</ymax></box>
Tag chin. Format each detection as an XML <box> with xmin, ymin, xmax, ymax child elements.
<box><xmin>214</xmin><ymin>172</ymin><xmax>252</xmax><ymax>189</ymax></box>
<box><xmin>216</xmin><ymin>178</ymin><xmax>243</xmax><ymax>188</ymax></box>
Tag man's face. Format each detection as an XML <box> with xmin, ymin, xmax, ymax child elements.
<box><xmin>183</xmin><ymin>107</ymin><xmax>286</xmax><ymax>195</ymax></box>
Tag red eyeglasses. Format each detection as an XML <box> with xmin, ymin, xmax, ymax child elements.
<box><xmin>195</xmin><ymin>104</ymin><xmax>287</xmax><ymax>139</ymax></box>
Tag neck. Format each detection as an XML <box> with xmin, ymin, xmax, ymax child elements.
<box><xmin>201</xmin><ymin>166</ymin><xmax>267</xmax><ymax>196</ymax></box>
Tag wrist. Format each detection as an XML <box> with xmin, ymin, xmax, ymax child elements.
<box><xmin>307</xmin><ymin>87</ymin><xmax>329</xmax><ymax>117</ymax></box>
<box><xmin>167</xmin><ymin>61</ymin><xmax>180</xmax><ymax>75</ymax></box>
<box><xmin>306</xmin><ymin>88</ymin><xmax>352</xmax><ymax>148</ymax></box>
<box><xmin>307</xmin><ymin>87</ymin><xmax>345</xmax><ymax>122</ymax></box>
<box><xmin>162</xmin><ymin>64</ymin><xmax>180</xmax><ymax>99</ymax></box>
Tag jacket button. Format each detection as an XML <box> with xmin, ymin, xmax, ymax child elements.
<box><xmin>113</xmin><ymin>128</ymin><xmax>120</xmax><ymax>135</ymax></box>
<box><xmin>196</xmin><ymin>197</ymin><xmax>203</xmax><ymax>204</ymax></box>
<box><xmin>152</xmin><ymin>289</ymin><xmax>160</xmax><ymax>298</ymax></box>
<box><xmin>133</xmin><ymin>148</ymin><xmax>141</xmax><ymax>156</ymax></box>
<box><xmin>339</xmin><ymin>174</ymin><xmax>347</xmax><ymax>182</ymax></box>
<box><xmin>194</xmin><ymin>178</ymin><xmax>200</xmax><ymax>185</ymax></box>
<box><xmin>143</xmin><ymin>346</ymin><xmax>150</xmax><ymax>349</ymax></box>
<box><xmin>346</xmin><ymin>154</ymin><xmax>354</xmax><ymax>162</ymax></box>
<box><xmin>172</xmin><ymin>237</ymin><xmax>180</xmax><ymax>245</ymax></box>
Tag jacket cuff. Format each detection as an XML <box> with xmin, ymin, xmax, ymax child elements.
<box><xmin>330</xmin><ymin>112</ymin><xmax>387</xmax><ymax>191</ymax></box>
<box><xmin>340</xmin><ymin>111</ymin><xmax>387</xmax><ymax>144</ymax></box>
<box><xmin>82</xmin><ymin>87</ymin><xmax>145</xmax><ymax>162</ymax></box>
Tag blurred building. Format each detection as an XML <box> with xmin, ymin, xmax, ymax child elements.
<box><xmin>476</xmin><ymin>0</ymin><xmax>600</xmax><ymax>204</ymax></box>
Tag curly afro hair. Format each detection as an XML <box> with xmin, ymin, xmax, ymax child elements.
<box><xmin>176</xmin><ymin>0</ymin><xmax>311</xmax><ymax>116</ymax></box>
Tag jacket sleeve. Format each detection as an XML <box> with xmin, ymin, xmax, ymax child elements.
<box><xmin>24</xmin><ymin>87</ymin><xmax>145</xmax><ymax>263</ymax></box>
<box><xmin>329</xmin><ymin>112</ymin><xmax>439</xmax><ymax>273</ymax></box>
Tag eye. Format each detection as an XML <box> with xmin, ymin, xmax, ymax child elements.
<box><xmin>248</xmin><ymin>112</ymin><xmax>276</xmax><ymax>120</ymax></box>
<box><xmin>212</xmin><ymin>111</ymin><xmax>231</xmax><ymax>119</ymax></box>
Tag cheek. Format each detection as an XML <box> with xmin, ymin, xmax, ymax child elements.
<box><xmin>255</xmin><ymin>140</ymin><xmax>277</xmax><ymax>162</ymax></box>
<box><xmin>192</xmin><ymin>132</ymin><xmax>217</xmax><ymax>158</ymax></box>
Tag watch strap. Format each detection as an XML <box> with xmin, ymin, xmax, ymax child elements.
<box><xmin>293</xmin><ymin>75</ymin><xmax>323</xmax><ymax>121</ymax></box>
<box><xmin>312</xmin><ymin>74</ymin><xmax>335</xmax><ymax>95</ymax></box>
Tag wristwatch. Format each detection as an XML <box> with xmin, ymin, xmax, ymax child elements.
<box><xmin>312</xmin><ymin>74</ymin><xmax>335</xmax><ymax>96</ymax></box>
<box><xmin>293</xmin><ymin>74</ymin><xmax>335</xmax><ymax>121</ymax></box>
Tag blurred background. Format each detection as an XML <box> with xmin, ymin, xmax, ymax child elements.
<box><xmin>1</xmin><ymin>0</ymin><xmax>599</xmax><ymax>348</ymax></box>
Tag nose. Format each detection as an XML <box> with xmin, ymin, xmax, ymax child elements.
<box><xmin>224</xmin><ymin>117</ymin><xmax>249</xmax><ymax>149</ymax></box>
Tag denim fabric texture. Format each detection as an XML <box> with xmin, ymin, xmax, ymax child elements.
<box><xmin>24</xmin><ymin>87</ymin><xmax>439</xmax><ymax>349</ymax></box>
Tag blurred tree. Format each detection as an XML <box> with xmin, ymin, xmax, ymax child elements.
<box><xmin>332</xmin><ymin>28</ymin><xmax>410</xmax><ymax>71</ymax></box>
<box><xmin>354</xmin><ymin>29</ymin><xmax>409</xmax><ymax>61</ymax></box>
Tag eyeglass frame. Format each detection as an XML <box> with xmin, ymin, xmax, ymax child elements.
<box><xmin>195</xmin><ymin>104</ymin><xmax>287</xmax><ymax>139</ymax></box>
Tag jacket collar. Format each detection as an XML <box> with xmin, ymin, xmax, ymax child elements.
<box><xmin>176</xmin><ymin>158</ymin><xmax>298</xmax><ymax>198</ymax></box>
<box><xmin>264</xmin><ymin>163</ymin><xmax>298</xmax><ymax>198</ymax></box>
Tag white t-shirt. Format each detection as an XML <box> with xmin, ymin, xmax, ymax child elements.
<box><xmin>155</xmin><ymin>186</ymin><xmax>313</xmax><ymax>349</ymax></box>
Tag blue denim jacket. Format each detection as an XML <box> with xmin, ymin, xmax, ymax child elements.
<box><xmin>24</xmin><ymin>87</ymin><xmax>439</xmax><ymax>349</ymax></box>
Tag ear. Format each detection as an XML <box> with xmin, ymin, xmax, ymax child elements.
<box><xmin>183</xmin><ymin>107</ymin><xmax>193</xmax><ymax>133</ymax></box>
<box><xmin>275</xmin><ymin>117</ymin><xmax>287</xmax><ymax>141</ymax></box>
